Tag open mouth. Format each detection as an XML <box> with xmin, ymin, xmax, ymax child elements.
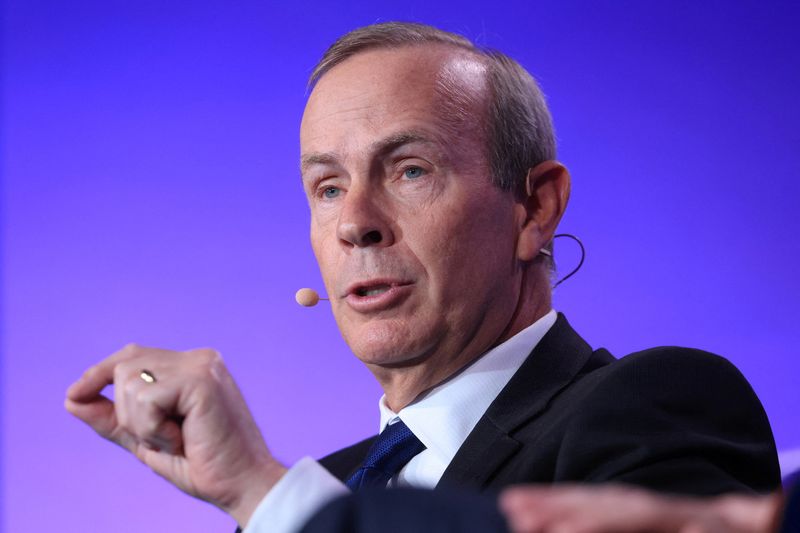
<box><xmin>345</xmin><ymin>280</ymin><xmax>413</xmax><ymax>312</ymax></box>
<box><xmin>356</xmin><ymin>284</ymin><xmax>392</xmax><ymax>297</ymax></box>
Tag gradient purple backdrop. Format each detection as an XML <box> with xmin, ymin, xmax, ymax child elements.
<box><xmin>2</xmin><ymin>1</ymin><xmax>799</xmax><ymax>531</ymax></box>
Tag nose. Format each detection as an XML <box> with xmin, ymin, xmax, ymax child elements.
<box><xmin>336</xmin><ymin>186</ymin><xmax>394</xmax><ymax>248</ymax></box>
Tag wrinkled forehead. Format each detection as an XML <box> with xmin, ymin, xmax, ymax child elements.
<box><xmin>300</xmin><ymin>45</ymin><xmax>489</xmax><ymax>149</ymax></box>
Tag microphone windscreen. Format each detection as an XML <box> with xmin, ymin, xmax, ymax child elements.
<box><xmin>295</xmin><ymin>288</ymin><xmax>320</xmax><ymax>307</ymax></box>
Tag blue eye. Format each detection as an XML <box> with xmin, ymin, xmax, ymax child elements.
<box><xmin>403</xmin><ymin>166</ymin><xmax>425</xmax><ymax>179</ymax></box>
<box><xmin>322</xmin><ymin>186</ymin><xmax>341</xmax><ymax>199</ymax></box>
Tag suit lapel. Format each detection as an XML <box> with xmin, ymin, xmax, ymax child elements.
<box><xmin>319</xmin><ymin>435</ymin><xmax>378</xmax><ymax>483</ymax></box>
<box><xmin>438</xmin><ymin>313</ymin><xmax>600</xmax><ymax>489</ymax></box>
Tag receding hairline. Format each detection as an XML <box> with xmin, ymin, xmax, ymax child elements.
<box><xmin>309</xmin><ymin>41</ymin><xmax>489</xmax><ymax>92</ymax></box>
<box><xmin>308</xmin><ymin>22</ymin><xmax>482</xmax><ymax>89</ymax></box>
<box><xmin>304</xmin><ymin>43</ymin><xmax>493</xmax><ymax>161</ymax></box>
<box><xmin>307</xmin><ymin>22</ymin><xmax>557</xmax><ymax>198</ymax></box>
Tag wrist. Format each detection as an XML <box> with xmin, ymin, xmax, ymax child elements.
<box><xmin>228</xmin><ymin>459</ymin><xmax>288</xmax><ymax>528</ymax></box>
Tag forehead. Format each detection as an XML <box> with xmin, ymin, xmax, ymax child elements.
<box><xmin>300</xmin><ymin>45</ymin><xmax>488</xmax><ymax>155</ymax></box>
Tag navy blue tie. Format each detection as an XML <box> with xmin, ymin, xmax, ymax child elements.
<box><xmin>346</xmin><ymin>419</ymin><xmax>426</xmax><ymax>491</ymax></box>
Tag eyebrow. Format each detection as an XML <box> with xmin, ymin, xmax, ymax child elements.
<box><xmin>300</xmin><ymin>130</ymin><xmax>438</xmax><ymax>174</ymax></box>
<box><xmin>372</xmin><ymin>131</ymin><xmax>437</xmax><ymax>155</ymax></box>
<box><xmin>300</xmin><ymin>152</ymin><xmax>340</xmax><ymax>173</ymax></box>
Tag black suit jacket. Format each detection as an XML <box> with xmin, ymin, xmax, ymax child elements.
<box><xmin>320</xmin><ymin>314</ymin><xmax>780</xmax><ymax>496</ymax></box>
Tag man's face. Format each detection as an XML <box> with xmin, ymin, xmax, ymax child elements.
<box><xmin>300</xmin><ymin>46</ymin><xmax>526</xmax><ymax>372</ymax></box>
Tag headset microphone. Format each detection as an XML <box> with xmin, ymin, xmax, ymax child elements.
<box><xmin>295</xmin><ymin>233</ymin><xmax>584</xmax><ymax>306</ymax></box>
<box><xmin>295</xmin><ymin>288</ymin><xmax>329</xmax><ymax>307</ymax></box>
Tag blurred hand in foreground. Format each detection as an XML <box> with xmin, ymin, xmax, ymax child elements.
<box><xmin>500</xmin><ymin>484</ymin><xmax>783</xmax><ymax>533</ymax></box>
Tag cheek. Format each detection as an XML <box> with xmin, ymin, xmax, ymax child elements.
<box><xmin>414</xmin><ymin>196</ymin><xmax>517</xmax><ymax>298</ymax></box>
<box><xmin>310</xmin><ymin>223</ymin><xmax>339</xmax><ymax>286</ymax></box>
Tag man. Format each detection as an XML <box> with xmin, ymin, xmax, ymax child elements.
<box><xmin>65</xmin><ymin>22</ymin><xmax>780</xmax><ymax>533</ymax></box>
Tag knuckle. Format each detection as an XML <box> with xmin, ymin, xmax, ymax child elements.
<box><xmin>187</xmin><ymin>348</ymin><xmax>229</xmax><ymax>387</ymax></box>
<box><xmin>142</xmin><ymin>414</ymin><xmax>163</xmax><ymax>437</ymax></box>
<box><xmin>123</xmin><ymin>376</ymin><xmax>141</xmax><ymax>396</ymax></box>
<box><xmin>114</xmin><ymin>361</ymin><xmax>134</xmax><ymax>384</ymax></box>
<box><xmin>133</xmin><ymin>387</ymin><xmax>152</xmax><ymax>407</ymax></box>
<box><xmin>190</xmin><ymin>348</ymin><xmax>225</xmax><ymax>377</ymax></box>
<box><xmin>194</xmin><ymin>347</ymin><xmax>222</xmax><ymax>363</ymax></box>
<box><xmin>123</xmin><ymin>343</ymin><xmax>140</xmax><ymax>354</ymax></box>
<box><xmin>131</xmin><ymin>394</ymin><xmax>162</xmax><ymax>436</ymax></box>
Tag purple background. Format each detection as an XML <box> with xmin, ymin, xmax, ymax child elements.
<box><xmin>2</xmin><ymin>1</ymin><xmax>799</xmax><ymax>531</ymax></box>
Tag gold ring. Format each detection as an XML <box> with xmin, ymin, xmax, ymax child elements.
<box><xmin>139</xmin><ymin>369</ymin><xmax>157</xmax><ymax>384</ymax></box>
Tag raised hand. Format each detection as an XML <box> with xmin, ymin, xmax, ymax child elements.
<box><xmin>65</xmin><ymin>343</ymin><xmax>287</xmax><ymax>527</ymax></box>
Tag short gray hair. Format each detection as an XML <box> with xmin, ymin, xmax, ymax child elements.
<box><xmin>309</xmin><ymin>22</ymin><xmax>557</xmax><ymax>195</ymax></box>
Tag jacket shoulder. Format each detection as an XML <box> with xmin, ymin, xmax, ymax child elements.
<box><xmin>555</xmin><ymin>346</ymin><xmax>781</xmax><ymax>493</ymax></box>
<box><xmin>588</xmin><ymin>346</ymin><xmax>765</xmax><ymax>411</ymax></box>
<box><xmin>611</xmin><ymin>345</ymin><xmax>746</xmax><ymax>375</ymax></box>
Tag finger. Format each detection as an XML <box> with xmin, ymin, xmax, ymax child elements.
<box><xmin>505</xmin><ymin>507</ymin><xmax>551</xmax><ymax>533</ymax></box>
<box><xmin>500</xmin><ymin>490</ymin><xmax>554</xmax><ymax>533</ymax></box>
<box><xmin>112</xmin><ymin>351</ymin><xmax>177</xmax><ymax>431</ymax></box>
<box><xmin>143</xmin><ymin>418</ymin><xmax>183</xmax><ymax>455</ymax></box>
<box><xmin>64</xmin><ymin>396</ymin><xmax>139</xmax><ymax>453</ymax></box>
<box><xmin>503</xmin><ymin>503</ymin><xmax>603</xmax><ymax>533</ymax></box>
<box><xmin>550</xmin><ymin>519</ymin><xmax>592</xmax><ymax>533</ymax></box>
<box><xmin>500</xmin><ymin>487</ymin><xmax>551</xmax><ymax>514</ymax></box>
<box><xmin>500</xmin><ymin>487</ymin><xmax>615</xmax><ymax>533</ymax></box>
<box><xmin>130</xmin><ymin>393</ymin><xmax>184</xmax><ymax>455</ymax></box>
<box><xmin>65</xmin><ymin>395</ymin><xmax>117</xmax><ymax>436</ymax></box>
<box><xmin>114</xmin><ymin>359</ymin><xmax>137</xmax><ymax>433</ymax></box>
<box><xmin>134</xmin><ymin>445</ymin><xmax>194</xmax><ymax>496</ymax></box>
<box><xmin>116</xmin><ymin>365</ymin><xmax>185</xmax><ymax>454</ymax></box>
<box><xmin>67</xmin><ymin>343</ymin><xmax>142</xmax><ymax>401</ymax></box>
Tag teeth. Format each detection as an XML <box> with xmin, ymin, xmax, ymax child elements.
<box><xmin>361</xmin><ymin>286</ymin><xmax>389</xmax><ymax>297</ymax></box>
<box><xmin>364</xmin><ymin>287</ymin><xmax>388</xmax><ymax>296</ymax></box>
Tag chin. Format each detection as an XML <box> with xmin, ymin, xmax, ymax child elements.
<box><xmin>344</xmin><ymin>318</ymin><xmax>437</xmax><ymax>368</ymax></box>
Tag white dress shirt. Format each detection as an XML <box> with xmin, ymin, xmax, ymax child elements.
<box><xmin>244</xmin><ymin>310</ymin><xmax>557</xmax><ymax>533</ymax></box>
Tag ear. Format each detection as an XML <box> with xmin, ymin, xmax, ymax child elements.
<box><xmin>515</xmin><ymin>160</ymin><xmax>571</xmax><ymax>262</ymax></box>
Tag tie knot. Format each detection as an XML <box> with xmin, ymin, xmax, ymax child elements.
<box><xmin>363</xmin><ymin>420</ymin><xmax>424</xmax><ymax>471</ymax></box>
<box><xmin>346</xmin><ymin>419</ymin><xmax>425</xmax><ymax>491</ymax></box>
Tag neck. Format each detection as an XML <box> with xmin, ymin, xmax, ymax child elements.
<box><xmin>375</xmin><ymin>268</ymin><xmax>552</xmax><ymax>412</ymax></box>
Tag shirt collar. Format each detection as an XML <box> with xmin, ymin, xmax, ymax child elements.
<box><xmin>377</xmin><ymin>309</ymin><xmax>558</xmax><ymax>468</ymax></box>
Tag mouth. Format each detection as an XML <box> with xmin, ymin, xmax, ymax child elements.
<box><xmin>347</xmin><ymin>279</ymin><xmax>411</xmax><ymax>296</ymax></box>
<box><xmin>344</xmin><ymin>280</ymin><xmax>414</xmax><ymax>312</ymax></box>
